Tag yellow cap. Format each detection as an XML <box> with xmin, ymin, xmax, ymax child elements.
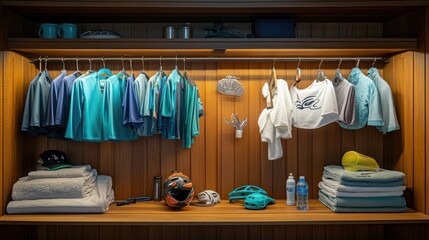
<box><xmin>342</xmin><ymin>151</ymin><xmax>380</xmax><ymax>172</ymax></box>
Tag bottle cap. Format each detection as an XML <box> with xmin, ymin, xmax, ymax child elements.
<box><xmin>299</xmin><ymin>176</ymin><xmax>305</xmax><ymax>180</ymax></box>
<box><xmin>288</xmin><ymin>173</ymin><xmax>294</xmax><ymax>179</ymax></box>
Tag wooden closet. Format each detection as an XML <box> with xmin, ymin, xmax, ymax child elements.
<box><xmin>0</xmin><ymin>1</ymin><xmax>429</xmax><ymax>239</ymax></box>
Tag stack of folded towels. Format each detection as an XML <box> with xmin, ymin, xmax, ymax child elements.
<box><xmin>7</xmin><ymin>165</ymin><xmax>115</xmax><ymax>214</ymax></box>
<box><xmin>318</xmin><ymin>165</ymin><xmax>407</xmax><ymax>212</ymax></box>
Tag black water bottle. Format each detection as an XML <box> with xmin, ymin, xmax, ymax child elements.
<box><xmin>153</xmin><ymin>176</ymin><xmax>162</xmax><ymax>201</ymax></box>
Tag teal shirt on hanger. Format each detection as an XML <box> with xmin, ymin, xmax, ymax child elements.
<box><xmin>65</xmin><ymin>72</ymin><xmax>105</xmax><ymax>141</ymax></box>
<box><xmin>103</xmin><ymin>74</ymin><xmax>138</xmax><ymax>141</ymax></box>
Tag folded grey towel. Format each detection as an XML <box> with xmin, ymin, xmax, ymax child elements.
<box><xmin>322</xmin><ymin>177</ymin><xmax>406</xmax><ymax>192</ymax></box>
<box><xmin>319</xmin><ymin>195</ymin><xmax>407</xmax><ymax>213</ymax></box>
<box><xmin>7</xmin><ymin>175</ymin><xmax>114</xmax><ymax>214</ymax></box>
<box><xmin>324</xmin><ymin>165</ymin><xmax>405</xmax><ymax>186</ymax></box>
<box><xmin>319</xmin><ymin>181</ymin><xmax>404</xmax><ymax>198</ymax></box>
<box><xmin>12</xmin><ymin>169</ymin><xmax>97</xmax><ymax>200</ymax></box>
<box><xmin>28</xmin><ymin>165</ymin><xmax>92</xmax><ymax>179</ymax></box>
<box><xmin>318</xmin><ymin>190</ymin><xmax>406</xmax><ymax>208</ymax></box>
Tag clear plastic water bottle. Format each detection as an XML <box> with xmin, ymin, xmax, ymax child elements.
<box><xmin>286</xmin><ymin>173</ymin><xmax>295</xmax><ymax>205</ymax></box>
<box><xmin>296</xmin><ymin>176</ymin><xmax>309</xmax><ymax>210</ymax></box>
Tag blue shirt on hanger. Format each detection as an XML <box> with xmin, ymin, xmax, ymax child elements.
<box><xmin>339</xmin><ymin>68</ymin><xmax>383</xmax><ymax>130</ymax></box>
<box><xmin>123</xmin><ymin>73</ymin><xmax>144</xmax><ymax>128</ymax></box>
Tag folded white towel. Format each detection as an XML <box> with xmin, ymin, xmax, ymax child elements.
<box><xmin>319</xmin><ymin>181</ymin><xmax>404</xmax><ymax>198</ymax></box>
<box><xmin>322</xmin><ymin>177</ymin><xmax>406</xmax><ymax>193</ymax></box>
<box><xmin>12</xmin><ymin>169</ymin><xmax>97</xmax><ymax>200</ymax></box>
<box><xmin>28</xmin><ymin>165</ymin><xmax>92</xmax><ymax>179</ymax></box>
<box><xmin>7</xmin><ymin>175</ymin><xmax>115</xmax><ymax>214</ymax></box>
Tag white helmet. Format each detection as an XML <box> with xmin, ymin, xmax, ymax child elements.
<box><xmin>191</xmin><ymin>190</ymin><xmax>221</xmax><ymax>207</ymax></box>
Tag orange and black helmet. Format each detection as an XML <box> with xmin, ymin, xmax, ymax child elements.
<box><xmin>163</xmin><ymin>171</ymin><xmax>195</xmax><ymax>208</ymax></box>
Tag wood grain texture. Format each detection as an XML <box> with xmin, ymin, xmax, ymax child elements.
<box><xmin>1</xmin><ymin>200</ymin><xmax>428</xmax><ymax>225</ymax></box>
<box><xmin>0</xmin><ymin>6</ymin><xmax>4</xmax><ymax>216</ymax></box>
<box><xmin>413</xmin><ymin>10</ymin><xmax>426</xmax><ymax>213</ymax></box>
<box><xmin>0</xmin><ymin>59</ymin><xmax>401</xmax><ymax>203</ymax></box>
<box><xmin>426</xmin><ymin>5</ymin><xmax>429</xmax><ymax>215</ymax></box>
<box><xmin>3</xmin><ymin>224</ymin><xmax>429</xmax><ymax>240</ymax></box>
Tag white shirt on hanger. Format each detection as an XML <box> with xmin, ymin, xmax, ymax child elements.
<box><xmin>290</xmin><ymin>79</ymin><xmax>339</xmax><ymax>129</ymax></box>
<box><xmin>258</xmin><ymin>79</ymin><xmax>293</xmax><ymax>160</ymax></box>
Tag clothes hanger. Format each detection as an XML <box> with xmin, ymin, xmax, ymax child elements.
<box><xmin>333</xmin><ymin>58</ymin><xmax>344</xmax><ymax>86</ymax></box>
<box><xmin>316</xmin><ymin>58</ymin><xmax>326</xmax><ymax>82</ymax></box>
<box><xmin>98</xmin><ymin>57</ymin><xmax>112</xmax><ymax>78</ymax></box>
<box><xmin>129</xmin><ymin>58</ymin><xmax>134</xmax><ymax>76</ymax></box>
<box><xmin>371</xmin><ymin>57</ymin><xmax>376</xmax><ymax>69</ymax></box>
<box><xmin>86</xmin><ymin>57</ymin><xmax>95</xmax><ymax>75</ymax></box>
<box><xmin>183</xmin><ymin>56</ymin><xmax>196</xmax><ymax>86</ymax></box>
<box><xmin>44</xmin><ymin>56</ymin><xmax>48</xmax><ymax>72</ymax></box>
<box><xmin>293</xmin><ymin>57</ymin><xmax>302</xmax><ymax>87</ymax></box>
<box><xmin>159</xmin><ymin>56</ymin><xmax>163</xmax><ymax>72</ymax></box>
<box><xmin>266</xmin><ymin>58</ymin><xmax>278</xmax><ymax>109</ymax></box>
<box><xmin>38</xmin><ymin>56</ymin><xmax>42</xmax><ymax>73</ymax></box>
<box><xmin>117</xmin><ymin>56</ymin><xmax>129</xmax><ymax>79</ymax></box>
<box><xmin>74</xmin><ymin>57</ymin><xmax>82</xmax><ymax>77</ymax></box>
<box><xmin>61</xmin><ymin>57</ymin><xmax>66</xmax><ymax>73</ymax></box>
<box><xmin>356</xmin><ymin>57</ymin><xmax>361</xmax><ymax>68</ymax></box>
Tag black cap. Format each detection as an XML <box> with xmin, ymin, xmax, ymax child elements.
<box><xmin>37</xmin><ymin>150</ymin><xmax>72</xmax><ymax>170</ymax></box>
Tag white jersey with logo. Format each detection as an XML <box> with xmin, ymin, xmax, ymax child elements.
<box><xmin>290</xmin><ymin>79</ymin><xmax>339</xmax><ymax>129</ymax></box>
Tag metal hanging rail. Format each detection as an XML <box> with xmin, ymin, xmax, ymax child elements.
<box><xmin>31</xmin><ymin>57</ymin><xmax>387</xmax><ymax>63</ymax></box>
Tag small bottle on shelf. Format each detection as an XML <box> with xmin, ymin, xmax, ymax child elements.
<box><xmin>296</xmin><ymin>176</ymin><xmax>309</xmax><ymax>211</ymax></box>
<box><xmin>286</xmin><ymin>173</ymin><xmax>295</xmax><ymax>206</ymax></box>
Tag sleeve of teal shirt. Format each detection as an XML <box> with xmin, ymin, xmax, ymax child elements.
<box><xmin>367</xmin><ymin>83</ymin><xmax>384</xmax><ymax>126</ymax></box>
<box><xmin>161</xmin><ymin>79</ymin><xmax>173</xmax><ymax>117</ymax></box>
<box><xmin>65</xmin><ymin>80</ymin><xmax>84</xmax><ymax>139</ymax></box>
<box><xmin>191</xmin><ymin>87</ymin><xmax>200</xmax><ymax>138</ymax></box>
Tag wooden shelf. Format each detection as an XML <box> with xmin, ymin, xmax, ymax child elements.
<box><xmin>8</xmin><ymin>38</ymin><xmax>417</xmax><ymax>57</ymax></box>
<box><xmin>1</xmin><ymin>200</ymin><xmax>428</xmax><ymax>226</ymax></box>
<box><xmin>1</xmin><ymin>1</ymin><xmax>424</xmax><ymax>22</ymax></box>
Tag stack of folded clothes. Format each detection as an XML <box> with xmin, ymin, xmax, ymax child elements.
<box><xmin>318</xmin><ymin>165</ymin><xmax>407</xmax><ymax>213</ymax></box>
<box><xmin>7</xmin><ymin>165</ymin><xmax>115</xmax><ymax>214</ymax></box>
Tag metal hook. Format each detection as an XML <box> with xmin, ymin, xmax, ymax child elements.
<box><xmin>61</xmin><ymin>57</ymin><xmax>65</xmax><ymax>71</ymax></box>
<box><xmin>129</xmin><ymin>58</ymin><xmax>133</xmax><ymax>73</ymax></box>
<box><xmin>338</xmin><ymin>57</ymin><xmax>342</xmax><ymax>69</ymax></box>
<box><xmin>175</xmin><ymin>55</ymin><xmax>178</xmax><ymax>69</ymax></box>
<box><xmin>89</xmin><ymin>57</ymin><xmax>92</xmax><ymax>70</ymax></box>
<box><xmin>141</xmin><ymin>56</ymin><xmax>145</xmax><ymax>71</ymax></box>
<box><xmin>318</xmin><ymin>58</ymin><xmax>324</xmax><ymax>70</ymax></box>
<box><xmin>356</xmin><ymin>57</ymin><xmax>360</xmax><ymax>68</ymax></box>
<box><xmin>297</xmin><ymin>57</ymin><xmax>301</xmax><ymax>69</ymax></box>
<box><xmin>121</xmin><ymin>56</ymin><xmax>125</xmax><ymax>71</ymax></box>
<box><xmin>44</xmin><ymin>56</ymin><xmax>48</xmax><ymax>71</ymax></box>
<box><xmin>39</xmin><ymin>56</ymin><xmax>42</xmax><ymax>73</ymax></box>
<box><xmin>272</xmin><ymin>58</ymin><xmax>277</xmax><ymax>68</ymax></box>
<box><xmin>76</xmin><ymin>57</ymin><xmax>79</xmax><ymax>72</ymax></box>
<box><xmin>183</xmin><ymin>57</ymin><xmax>186</xmax><ymax>72</ymax></box>
<box><xmin>372</xmin><ymin>57</ymin><xmax>376</xmax><ymax>67</ymax></box>
<box><xmin>102</xmin><ymin>57</ymin><xmax>105</xmax><ymax>68</ymax></box>
<box><xmin>159</xmin><ymin>56</ymin><xmax>163</xmax><ymax>71</ymax></box>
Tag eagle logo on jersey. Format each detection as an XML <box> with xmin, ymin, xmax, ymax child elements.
<box><xmin>295</xmin><ymin>96</ymin><xmax>321</xmax><ymax>110</ymax></box>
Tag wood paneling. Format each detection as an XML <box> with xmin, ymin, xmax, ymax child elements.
<box><xmin>1</xmin><ymin>224</ymin><xmax>428</xmax><ymax>240</ymax></box>
<box><xmin>426</xmin><ymin>5</ymin><xmax>429</xmax><ymax>216</ymax></box>
<box><xmin>412</xmin><ymin>8</ymin><xmax>426</xmax><ymax>214</ymax></box>
<box><xmin>0</xmin><ymin>60</ymin><xmax>386</xmax><ymax>203</ymax></box>
<box><xmin>0</xmin><ymin>5</ymin><xmax>4</xmax><ymax>216</ymax></box>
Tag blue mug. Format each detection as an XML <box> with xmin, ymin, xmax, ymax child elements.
<box><xmin>38</xmin><ymin>23</ymin><xmax>59</xmax><ymax>38</ymax></box>
<box><xmin>58</xmin><ymin>23</ymin><xmax>78</xmax><ymax>38</ymax></box>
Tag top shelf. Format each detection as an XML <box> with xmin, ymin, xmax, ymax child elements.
<box><xmin>8</xmin><ymin>38</ymin><xmax>417</xmax><ymax>57</ymax></box>
<box><xmin>2</xmin><ymin>1</ymin><xmax>426</xmax><ymax>22</ymax></box>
